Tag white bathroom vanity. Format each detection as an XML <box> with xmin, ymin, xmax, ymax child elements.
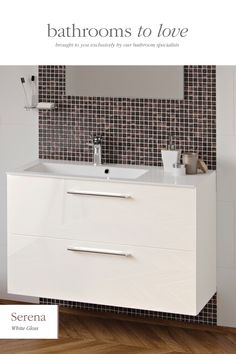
<box><xmin>7</xmin><ymin>160</ymin><xmax>216</xmax><ymax>316</ymax></box>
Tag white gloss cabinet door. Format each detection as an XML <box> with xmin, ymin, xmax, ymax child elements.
<box><xmin>8</xmin><ymin>235</ymin><xmax>197</xmax><ymax>315</ymax></box>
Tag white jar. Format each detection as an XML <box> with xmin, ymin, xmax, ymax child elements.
<box><xmin>172</xmin><ymin>163</ymin><xmax>186</xmax><ymax>176</ymax></box>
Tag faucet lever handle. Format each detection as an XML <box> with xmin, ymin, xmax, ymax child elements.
<box><xmin>93</xmin><ymin>136</ymin><xmax>102</xmax><ymax>145</ymax></box>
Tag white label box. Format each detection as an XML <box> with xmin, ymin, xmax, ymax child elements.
<box><xmin>0</xmin><ymin>305</ymin><xmax>58</xmax><ymax>339</ymax></box>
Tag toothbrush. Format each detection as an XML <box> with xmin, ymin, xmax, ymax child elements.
<box><xmin>20</xmin><ymin>77</ymin><xmax>30</xmax><ymax>109</ymax></box>
<box><xmin>31</xmin><ymin>75</ymin><xmax>37</xmax><ymax>108</ymax></box>
<box><xmin>167</xmin><ymin>134</ymin><xmax>176</xmax><ymax>150</ymax></box>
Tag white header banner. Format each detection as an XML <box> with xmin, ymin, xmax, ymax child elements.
<box><xmin>0</xmin><ymin>0</ymin><xmax>235</xmax><ymax>64</ymax></box>
<box><xmin>0</xmin><ymin>305</ymin><xmax>58</xmax><ymax>339</ymax></box>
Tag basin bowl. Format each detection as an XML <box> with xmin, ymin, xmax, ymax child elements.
<box><xmin>25</xmin><ymin>162</ymin><xmax>148</xmax><ymax>180</ymax></box>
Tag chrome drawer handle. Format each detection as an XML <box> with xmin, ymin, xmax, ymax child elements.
<box><xmin>67</xmin><ymin>246</ymin><xmax>131</xmax><ymax>257</ymax></box>
<box><xmin>67</xmin><ymin>191</ymin><xmax>131</xmax><ymax>199</ymax></box>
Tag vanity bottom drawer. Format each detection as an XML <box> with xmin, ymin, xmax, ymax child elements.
<box><xmin>8</xmin><ymin>235</ymin><xmax>197</xmax><ymax>315</ymax></box>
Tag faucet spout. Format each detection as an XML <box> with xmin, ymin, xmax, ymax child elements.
<box><xmin>93</xmin><ymin>136</ymin><xmax>102</xmax><ymax>165</ymax></box>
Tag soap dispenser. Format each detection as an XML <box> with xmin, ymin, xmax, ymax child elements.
<box><xmin>161</xmin><ymin>135</ymin><xmax>181</xmax><ymax>174</ymax></box>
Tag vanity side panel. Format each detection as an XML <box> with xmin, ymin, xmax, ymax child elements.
<box><xmin>7</xmin><ymin>174</ymin><xmax>65</xmax><ymax>236</ymax></box>
<box><xmin>196</xmin><ymin>173</ymin><xmax>216</xmax><ymax>313</ymax></box>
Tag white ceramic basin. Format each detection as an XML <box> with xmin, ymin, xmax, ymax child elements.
<box><xmin>25</xmin><ymin>162</ymin><xmax>148</xmax><ymax>180</ymax></box>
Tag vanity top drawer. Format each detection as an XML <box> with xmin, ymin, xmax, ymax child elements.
<box><xmin>8</xmin><ymin>235</ymin><xmax>197</xmax><ymax>315</ymax></box>
<box><xmin>8</xmin><ymin>175</ymin><xmax>196</xmax><ymax>251</ymax></box>
<box><xmin>8</xmin><ymin>176</ymin><xmax>196</xmax><ymax>250</ymax></box>
<box><xmin>62</xmin><ymin>179</ymin><xmax>196</xmax><ymax>250</ymax></box>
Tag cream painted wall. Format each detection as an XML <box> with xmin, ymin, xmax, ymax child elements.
<box><xmin>217</xmin><ymin>66</ymin><xmax>236</xmax><ymax>327</ymax></box>
<box><xmin>0</xmin><ymin>66</ymin><xmax>38</xmax><ymax>301</ymax></box>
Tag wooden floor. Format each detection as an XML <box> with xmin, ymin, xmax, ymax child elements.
<box><xmin>1</xmin><ymin>303</ymin><xmax>236</xmax><ymax>353</ymax></box>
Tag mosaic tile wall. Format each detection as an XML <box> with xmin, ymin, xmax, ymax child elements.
<box><xmin>38</xmin><ymin>65</ymin><xmax>216</xmax><ymax>170</ymax></box>
<box><xmin>40</xmin><ymin>294</ymin><xmax>217</xmax><ymax>326</ymax></box>
<box><xmin>39</xmin><ymin>65</ymin><xmax>217</xmax><ymax>325</ymax></box>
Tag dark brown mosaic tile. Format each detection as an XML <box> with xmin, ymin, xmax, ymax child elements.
<box><xmin>40</xmin><ymin>293</ymin><xmax>217</xmax><ymax>326</ymax></box>
<box><xmin>38</xmin><ymin>65</ymin><xmax>216</xmax><ymax>170</ymax></box>
<box><xmin>38</xmin><ymin>65</ymin><xmax>217</xmax><ymax>325</ymax></box>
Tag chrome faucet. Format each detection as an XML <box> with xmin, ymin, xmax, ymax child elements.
<box><xmin>93</xmin><ymin>136</ymin><xmax>102</xmax><ymax>165</ymax></box>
